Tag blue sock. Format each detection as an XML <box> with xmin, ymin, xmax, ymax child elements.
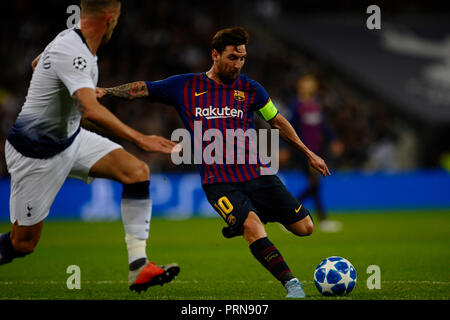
<box><xmin>249</xmin><ymin>237</ymin><xmax>294</xmax><ymax>285</ymax></box>
<box><xmin>122</xmin><ymin>181</ymin><xmax>150</xmax><ymax>199</ymax></box>
<box><xmin>0</xmin><ymin>232</ymin><xmax>27</xmax><ymax>265</ymax></box>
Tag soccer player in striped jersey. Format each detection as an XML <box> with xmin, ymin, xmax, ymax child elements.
<box><xmin>97</xmin><ymin>27</ymin><xmax>331</xmax><ymax>298</ymax></box>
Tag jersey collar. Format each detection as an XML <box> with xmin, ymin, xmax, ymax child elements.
<box><xmin>73</xmin><ymin>28</ymin><xmax>92</xmax><ymax>54</ymax></box>
<box><xmin>202</xmin><ymin>73</ymin><xmax>239</xmax><ymax>87</ymax></box>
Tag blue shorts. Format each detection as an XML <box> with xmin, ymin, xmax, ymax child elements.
<box><xmin>202</xmin><ymin>175</ymin><xmax>312</xmax><ymax>238</ymax></box>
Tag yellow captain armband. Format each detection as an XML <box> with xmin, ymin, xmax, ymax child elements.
<box><xmin>256</xmin><ymin>99</ymin><xmax>279</xmax><ymax>122</ymax></box>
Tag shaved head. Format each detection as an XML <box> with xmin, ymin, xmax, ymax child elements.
<box><xmin>81</xmin><ymin>0</ymin><xmax>121</xmax><ymax>16</ymax></box>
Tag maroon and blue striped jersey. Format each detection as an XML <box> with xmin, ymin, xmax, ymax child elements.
<box><xmin>146</xmin><ymin>73</ymin><xmax>278</xmax><ymax>185</ymax></box>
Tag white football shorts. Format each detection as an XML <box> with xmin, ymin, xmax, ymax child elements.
<box><xmin>5</xmin><ymin>128</ymin><xmax>122</xmax><ymax>226</ymax></box>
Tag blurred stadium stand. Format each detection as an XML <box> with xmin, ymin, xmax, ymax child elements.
<box><xmin>0</xmin><ymin>1</ymin><xmax>449</xmax><ymax>219</ymax></box>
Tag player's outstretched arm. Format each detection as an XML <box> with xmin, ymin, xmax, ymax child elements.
<box><xmin>73</xmin><ymin>87</ymin><xmax>176</xmax><ymax>154</ymax></box>
<box><xmin>269</xmin><ymin>113</ymin><xmax>331</xmax><ymax>177</ymax></box>
<box><xmin>96</xmin><ymin>81</ymin><xmax>149</xmax><ymax>100</ymax></box>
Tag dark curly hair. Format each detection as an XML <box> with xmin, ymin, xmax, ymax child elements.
<box><xmin>211</xmin><ymin>26</ymin><xmax>249</xmax><ymax>53</ymax></box>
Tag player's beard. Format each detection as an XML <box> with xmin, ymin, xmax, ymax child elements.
<box><xmin>217</xmin><ymin>65</ymin><xmax>240</xmax><ymax>84</ymax></box>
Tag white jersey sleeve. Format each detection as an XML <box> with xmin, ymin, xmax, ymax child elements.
<box><xmin>7</xmin><ymin>28</ymin><xmax>99</xmax><ymax>159</ymax></box>
<box><xmin>51</xmin><ymin>37</ymin><xmax>96</xmax><ymax>96</ymax></box>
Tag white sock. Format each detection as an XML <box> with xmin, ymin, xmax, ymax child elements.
<box><xmin>121</xmin><ymin>198</ymin><xmax>152</xmax><ymax>265</ymax></box>
<box><xmin>125</xmin><ymin>234</ymin><xmax>147</xmax><ymax>265</ymax></box>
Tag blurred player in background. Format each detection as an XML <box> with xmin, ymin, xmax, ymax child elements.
<box><xmin>0</xmin><ymin>0</ymin><xmax>180</xmax><ymax>293</ymax></box>
<box><xmin>97</xmin><ymin>27</ymin><xmax>331</xmax><ymax>298</ymax></box>
<box><xmin>286</xmin><ymin>75</ymin><xmax>343</xmax><ymax>232</ymax></box>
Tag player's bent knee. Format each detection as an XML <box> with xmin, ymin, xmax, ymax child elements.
<box><xmin>120</xmin><ymin>160</ymin><xmax>150</xmax><ymax>184</ymax></box>
<box><xmin>11</xmin><ymin>239</ymin><xmax>37</xmax><ymax>255</ymax></box>
<box><xmin>243</xmin><ymin>212</ymin><xmax>261</xmax><ymax>230</ymax></box>
<box><xmin>10</xmin><ymin>222</ymin><xmax>43</xmax><ymax>255</ymax></box>
<box><xmin>286</xmin><ymin>217</ymin><xmax>314</xmax><ymax>237</ymax></box>
<box><xmin>297</xmin><ymin>218</ymin><xmax>314</xmax><ymax>236</ymax></box>
<box><xmin>136</xmin><ymin>161</ymin><xmax>150</xmax><ymax>181</ymax></box>
<box><xmin>303</xmin><ymin>219</ymin><xmax>314</xmax><ymax>236</ymax></box>
<box><xmin>131</xmin><ymin>160</ymin><xmax>150</xmax><ymax>182</ymax></box>
<box><xmin>243</xmin><ymin>212</ymin><xmax>266</xmax><ymax>244</ymax></box>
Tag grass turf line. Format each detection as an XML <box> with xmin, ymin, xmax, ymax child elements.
<box><xmin>0</xmin><ymin>210</ymin><xmax>449</xmax><ymax>300</ymax></box>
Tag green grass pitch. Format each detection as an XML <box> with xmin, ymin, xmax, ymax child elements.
<box><xmin>0</xmin><ymin>210</ymin><xmax>449</xmax><ymax>300</ymax></box>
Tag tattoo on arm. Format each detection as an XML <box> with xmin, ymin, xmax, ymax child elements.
<box><xmin>72</xmin><ymin>92</ymin><xmax>87</xmax><ymax>115</ymax></box>
<box><xmin>104</xmin><ymin>81</ymin><xmax>149</xmax><ymax>100</ymax></box>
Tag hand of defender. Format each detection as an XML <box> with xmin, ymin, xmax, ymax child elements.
<box><xmin>308</xmin><ymin>152</ymin><xmax>331</xmax><ymax>177</ymax></box>
<box><xmin>138</xmin><ymin>135</ymin><xmax>180</xmax><ymax>155</ymax></box>
<box><xmin>96</xmin><ymin>87</ymin><xmax>107</xmax><ymax>99</ymax></box>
